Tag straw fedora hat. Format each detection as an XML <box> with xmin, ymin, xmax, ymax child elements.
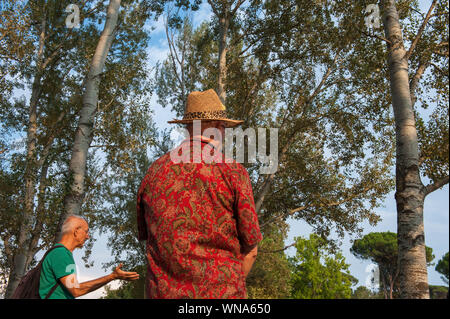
<box><xmin>167</xmin><ymin>89</ymin><xmax>243</xmax><ymax>127</ymax></box>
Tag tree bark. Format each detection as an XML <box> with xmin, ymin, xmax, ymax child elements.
<box><xmin>253</xmin><ymin>51</ymin><xmax>340</xmax><ymax>214</ymax></box>
<box><xmin>208</xmin><ymin>0</ymin><xmax>246</xmax><ymax>104</ymax></box>
<box><xmin>55</xmin><ymin>0</ymin><xmax>121</xmax><ymax>242</ymax></box>
<box><xmin>25</xmin><ymin>161</ymin><xmax>50</xmax><ymax>269</ymax></box>
<box><xmin>218</xmin><ymin>14</ymin><xmax>230</xmax><ymax>104</ymax></box>
<box><xmin>381</xmin><ymin>0</ymin><xmax>429</xmax><ymax>299</ymax></box>
<box><xmin>4</xmin><ymin>10</ymin><xmax>47</xmax><ymax>299</ymax></box>
<box><xmin>388</xmin><ymin>274</ymin><xmax>394</xmax><ymax>299</ymax></box>
<box><xmin>254</xmin><ymin>140</ymin><xmax>292</xmax><ymax>213</ymax></box>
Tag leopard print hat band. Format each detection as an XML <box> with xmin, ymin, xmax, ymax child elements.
<box><xmin>168</xmin><ymin>89</ymin><xmax>243</xmax><ymax>127</ymax></box>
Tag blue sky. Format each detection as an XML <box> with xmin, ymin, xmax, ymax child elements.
<box><xmin>9</xmin><ymin>0</ymin><xmax>449</xmax><ymax>298</ymax></box>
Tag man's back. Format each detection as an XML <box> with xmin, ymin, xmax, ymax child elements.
<box><xmin>137</xmin><ymin>137</ymin><xmax>262</xmax><ymax>298</ymax></box>
<box><xmin>39</xmin><ymin>244</ymin><xmax>76</xmax><ymax>299</ymax></box>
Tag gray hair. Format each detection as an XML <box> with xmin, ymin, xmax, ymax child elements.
<box><xmin>61</xmin><ymin>215</ymin><xmax>87</xmax><ymax>235</ymax></box>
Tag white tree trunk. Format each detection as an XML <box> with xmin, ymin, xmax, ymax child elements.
<box><xmin>218</xmin><ymin>15</ymin><xmax>229</xmax><ymax>104</ymax></box>
<box><xmin>56</xmin><ymin>0</ymin><xmax>121</xmax><ymax>241</ymax></box>
<box><xmin>5</xmin><ymin>12</ymin><xmax>47</xmax><ymax>298</ymax></box>
<box><xmin>381</xmin><ymin>0</ymin><xmax>429</xmax><ymax>299</ymax></box>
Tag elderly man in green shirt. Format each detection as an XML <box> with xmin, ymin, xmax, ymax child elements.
<box><xmin>39</xmin><ymin>215</ymin><xmax>139</xmax><ymax>299</ymax></box>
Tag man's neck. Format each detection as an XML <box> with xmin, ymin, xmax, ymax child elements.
<box><xmin>57</xmin><ymin>238</ymin><xmax>77</xmax><ymax>253</ymax></box>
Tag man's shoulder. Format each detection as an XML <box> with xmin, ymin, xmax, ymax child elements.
<box><xmin>211</xmin><ymin>161</ymin><xmax>252</xmax><ymax>187</ymax></box>
<box><xmin>44</xmin><ymin>245</ymin><xmax>74</xmax><ymax>265</ymax></box>
<box><xmin>150</xmin><ymin>152</ymin><xmax>173</xmax><ymax>170</ymax></box>
<box><xmin>140</xmin><ymin>153</ymin><xmax>172</xmax><ymax>182</ymax></box>
<box><xmin>218</xmin><ymin>160</ymin><xmax>248</xmax><ymax>174</ymax></box>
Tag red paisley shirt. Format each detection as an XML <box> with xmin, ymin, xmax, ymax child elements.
<box><xmin>137</xmin><ymin>136</ymin><xmax>262</xmax><ymax>299</ymax></box>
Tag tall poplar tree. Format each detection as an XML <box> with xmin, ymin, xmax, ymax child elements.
<box><xmin>316</xmin><ymin>0</ymin><xmax>448</xmax><ymax>298</ymax></box>
<box><xmin>55</xmin><ymin>0</ymin><xmax>122</xmax><ymax>241</ymax></box>
<box><xmin>1</xmin><ymin>0</ymin><xmax>158</xmax><ymax>297</ymax></box>
<box><xmin>379</xmin><ymin>0</ymin><xmax>448</xmax><ymax>299</ymax></box>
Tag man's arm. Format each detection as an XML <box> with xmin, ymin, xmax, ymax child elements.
<box><xmin>242</xmin><ymin>245</ymin><xmax>258</xmax><ymax>278</ymax></box>
<box><xmin>232</xmin><ymin>165</ymin><xmax>263</xmax><ymax>278</ymax></box>
<box><xmin>60</xmin><ymin>264</ymin><xmax>139</xmax><ymax>298</ymax></box>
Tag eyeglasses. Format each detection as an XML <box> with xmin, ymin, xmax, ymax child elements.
<box><xmin>77</xmin><ymin>227</ymin><xmax>89</xmax><ymax>235</ymax></box>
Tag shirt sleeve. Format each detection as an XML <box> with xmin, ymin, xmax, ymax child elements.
<box><xmin>47</xmin><ymin>248</ymin><xmax>76</xmax><ymax>280</ymax></box>
<box><xmin>233</xmin><ymin>164</ymin><xmax>263</xmax><ymax>253</ymax></box>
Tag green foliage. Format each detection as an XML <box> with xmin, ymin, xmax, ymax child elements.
<box><xmin>351</xmin><ymin>231</ymin><xmax>398</xmax><ymax>266</ymax></box>
<box><xmin>351</xmin><ymin>286</ymin><xmax>383</xmax><ymax>299</ymax></box>
<box><xmin>351</xmin><ymin>231</ymin><xmax>435</xmax><ymax>266</ymax></box>
<box><xmin>351</xmin><ymin>231</ymin><xmax>435</xmax><ymax>298</ymax></box>
<box><xmin>246</xmin><ymin>222</ymin><xmax>292</xmax><ymax>299</ymax></box>
<box><xmin>289</xmin><ymin>233</ymin><xmax>355</xmax><ymax>299</ymax></box>
<box><xmin>102</xmin><ymin>265</ymin><xmax>146</xmax><ymax>299</ymax></box>
<box><xmin>436</xmin><ymin>252</ymin><xmax>449</xmax><ymax>285</ymax></box>
<box><xmin>429</xmin><ymin>285</ymin><xmax>449</xmax><ymax>299</ymax></box>
<box><xmin>96</xmin><ymin>127</ymin><xmax>173</xmax><ymax>272</ymax></box>
<box><xmin>0</xmin><ymin>166</ymin><xmax>23</xmax><ymax>293</ymax></box>
<box><xmin>97</xmin><ymin>150</ymin><xmax>150</xmax><ymax>272</ymax></box>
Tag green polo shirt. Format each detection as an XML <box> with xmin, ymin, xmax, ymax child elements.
<box><xmin>39</xmin><ymin>244</ymin><xmax>76</xmax><ymax>299</ymax></box>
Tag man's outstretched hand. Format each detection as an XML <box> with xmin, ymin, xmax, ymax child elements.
<box><xmin>112</xmin><ymin>263</ymin><xmax>140</xmax><ymax>281</ymax></box>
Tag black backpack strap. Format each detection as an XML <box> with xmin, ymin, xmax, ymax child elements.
<box><xmin>45</xmin><ymin>279</ymin><xmax>62</xmax><ymax>299</ymax></box>
<box><xmin>40</xmin><ymin>245</ymin><xmax>65</xmax><ymax>265</ymax></box>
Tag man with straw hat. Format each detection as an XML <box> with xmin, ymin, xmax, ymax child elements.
<box><xmin>136</xmin><ymin>89</ymin><xmax>262</xmax><ymax>298</ymax></box>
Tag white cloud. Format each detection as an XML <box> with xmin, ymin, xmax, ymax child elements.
<box><xmin>192</xmin><ymin>2</ymin><xmax>213</xmax><ymax>28</ymax></box>
<box><xmin>75</xmin><ymin>272</ymin><xmax>123</xmax><ymax>299</ymax></box>
<box><xmin>143</xmin><ymin>14</ymin><xmax>166</xmax><ymax>40</ymax></box>
<box><xmin>147</xmin><ymin>44</ymin><xmax>170</xmax><ymax>66</ymax></box>
<box><xmin>151</xmin><ymin>15</ymin><xmax>166</xmax><ymax>36</ymax></box>
<box><xmin>145</xmin><ymin>2</ymin><xmax>214</xmax><ymax>67</ymax></box>
<box><xmin>149</xmin><ymin>92</ymin><xmax>176</xmax><ymax>131</ymax></box>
